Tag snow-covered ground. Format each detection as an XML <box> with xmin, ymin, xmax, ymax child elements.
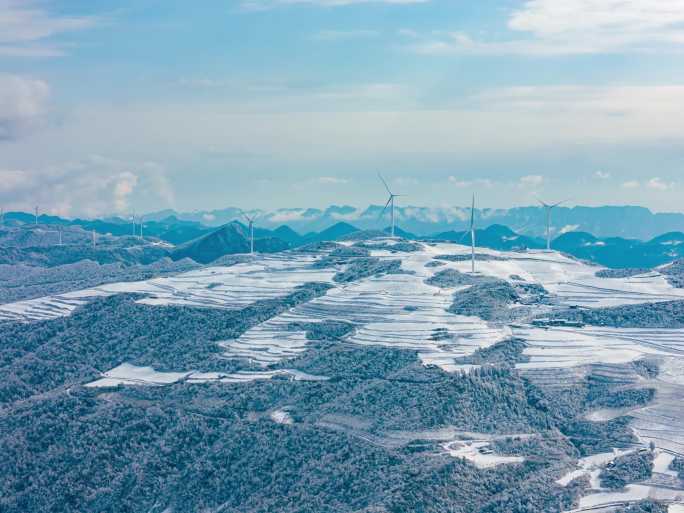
<box><xmin>430</xmin><ymin>246</ymin><xmax>684</xmax><ymax>308</ymax></box>
<box><xmin>443</xmin><ymin>438</ymin><xmax>525</xmax><ymax>469</ymax></box>
<box><xmin>85</xmin><ymin>363</ymin><xmax>193</xmax><ymax>387</ymax></box>
<box><xmin>557</xmin><ymin>449</ymin><xmax>637</xmax><ymax>489</ymax></box>
<box><xmin>224</xmin><ymin>268</ymin><xmax>511</xmax><ymax>371</ymax></box>
<box><xmin>7</xmin><ymin>239</ymin><xmax>684</xmax><ymax>507</ymax></box>
<box><xmin>85</xmin><ymin>363</ymin><xmax>329</xmax><ymax>387</ymax></box>
<box><xmin>4</xmin><ymin>241</ymin><xmax>684</xmax><ymax>324</ymax></box>
<box><xmin>553</xmin><ymin>448</ymin><xmax>684</xmax><ymax>512</ymax></box>
<box><xmin>513</xmin><ymin>324</ymin><xmax>684</xmax><ymax>455</ymax></box>
<box><xmin>0</xmin><ymin>254</ymin><xmax>335</xmax><ymax>322</ymax></box>
<box><xmin>574</xmin><ymin>484</ymin><xmax>684</xmax><ymax>511</ymax></box>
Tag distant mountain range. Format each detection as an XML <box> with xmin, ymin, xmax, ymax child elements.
<box><xmin>428</xmin><ymin>225</ymin><xmax>684</xmax><ymax>268</ymax></box>
<box><xmin>144</xmin><ymin>205</ymin><xmax>684</xmax><ymax>241</ymax></box>
<box><xmin>4</xmin><ymin>210</ymin><xmax>684</xmax><ymax>269</ymax></box>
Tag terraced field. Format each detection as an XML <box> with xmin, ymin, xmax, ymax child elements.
<box><xmin>5</xmin><ymin>238</ymin><xmax>684</xmax><ymax>511</ymax></box>
<box><xmin>0</xmin><ymin>253</ymin><xmax>335</xmax><ymax>322</ymax></box>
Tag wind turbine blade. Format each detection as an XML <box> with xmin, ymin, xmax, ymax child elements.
<box><xmin>551</xmin><ymin>199</ymin><xmax>568</xmax><ymax>209</ymax></box>
<box><xmin>378</xmin><ymin>173</ymin><xmax>392</xmax><ymax>195</ymax></box>
<box><xmin>537</xmin><ymin>199</ymin><xmax>549</xmax><ymax>208</ymax></box>
<box><xmin>239</xmin><ymin>210</ymin><xmax>252</xmax><ymax>223</ymax></box>
<box><xmin>378</xmin><ymin>196</ymin><xmax>392</xmax><ymax>220</ymax></box>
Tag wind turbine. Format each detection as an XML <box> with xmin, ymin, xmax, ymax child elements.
<box><xmin>34</xmin><ymin>206</ymin><xmax>39</xmax><ymax>225</ymax></box>
<box><xmin>138</xmin><ymin>216</ymin><xmax>144</xmax><ymax>239</ymax></box>
<box><xmin>378</xmin><ymin>173</ymin><xmax>403</xmax><ymax>238</ymax></box>
<box><xmin>469</xmin><ymin>194</ymin><xmax>476</xmax><ymax>274</ymax></box>
<box><xmin>131</xmin><ymin>212</ymin><xmax>136</xmax><ymax>237</ymax></box>
<box><xmin>538</xmin><ymin>199</ymin><xmax>565</xmax><ymax>251</ymax></box>
<box><xmin>241</xmin><ymin>211</ymin><xmax>256</xmax><ymax>255</ymax></box>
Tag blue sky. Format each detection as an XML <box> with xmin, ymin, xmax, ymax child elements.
<box><xmin>2</xmin><ymin>0</ymin><xmax>684</xmax><ymax>217</ymax></box>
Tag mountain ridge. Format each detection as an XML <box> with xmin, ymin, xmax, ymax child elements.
<box><xmin>140</xmin><ymin>204</ymin><xmax>684</xmax><ymax>240</ymax></box>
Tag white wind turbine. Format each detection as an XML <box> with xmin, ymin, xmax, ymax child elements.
<box><xmin>469</xmin><ymin>194</ymin><xmax>476</xmax><ymax>274</ymax></box>
<box><xmin>241</xmin><ymin>211</ymin><xmax>257</xmax><ymax>255</ymax></box>
<box><xmin>378</xmin><ymin>173</ymin><xmax>403</xmax><ymax>238</ymax></box>
<box><xmin>538</xmin><ymin>199</ymin><xmax>566</xmax><ymax>251</ymax></box>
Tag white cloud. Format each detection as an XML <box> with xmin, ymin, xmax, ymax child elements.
<box><xmin>594</xmin><ymin>171</ymin><xmax>611</xmax><ymax>179</ymax></box>
<box><xmin>519</xmin><ymin>175</ymin><xmax>544</xmax><ymax>187</ymax></box>
<box><xmin>242</xmin><ymin>0</ymin><xmax>428</xmax><ymax>10</ymax></box>
<box><xmin>448</xmin><ymin>177</ymin><xmax>494</xmax><ymax>188</ymax></box>
<box><xmin>312</xmin><ymin>83</ymin><xmax>408</xmax><ymax>102</ymax></box>
<box><xmin>317</xmin><ymin>176</ymin><xmax>349</xmax><ymax>184</ymax></box>
<box><xmin>0</xmin><ymin>74</ymin><xmax>50</xmax><ymax>140</ymax></box>
<box><xmin>647</xmin><ymin>177</ymin><xmax>674</xmax><ymax>191</ymax></box>
<box><xmin>7</xmin><ymin>85</ymin><xmax>684</xmax><ymax>210</ymax></box>
<box><xmin>559</xmin><ymin>224</ymin><xmax>580</xmax><ymax>234</ymax></box>
<box><xmin>176</xmin><ymin>78</ymin><xmax>410</xmax><ymax>107</ymax></box>
<box><xmin>312</xmin><ymin>29</ymin><xmax>379</xmax><ymax>41</ymax></box>
<box><xmin>620</xmin><ymin>178</ymin><xmax>675</xmax><ymax>192</ymax></box>
<box><xmin>469</xmin><ymin>85</ymin><xmax>684</xmax><ymax>120</ymax></box>
<box><xmin>0</xmin><ymin>0</ymin><xmax>98</xmax><ymax>57</ymax></box>
<box><xmin>0</xmin><ymin>169</ymin><xmax>31</xmax><ymax>193</ymax></box>
<box><xmin>0</xmin><ymin>156</ymin><xmax>175</xmax><ymax>217</ymax></box>
<box><xmin>397</xmin><ymin>28</ymin><xmax>418</xmax><ymax>38</ymax></box>
<box><xmin>411</xmin><ymin>0</ymin><xmax>684</xmax><ymax>56</ymax></box>
<box><xmin>394</xmin><ymin>177</ymin><xmax>419</xmax><ymax>187</ymax></box>
<box><xmin>112</xmin><ymin>172</ymin><xmax>138</xmax><ymax>213</ymax></box>
<box><xmin>269</xmin><ymin>210</ymin><xmax>307</xmax><ymax>222</ymax></box>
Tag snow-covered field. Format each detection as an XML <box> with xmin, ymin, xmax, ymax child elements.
<box><xmin>559</xmin><ymin>449</ymin><xmax>684</xmax><ymax>512</ymax></box>
<box><xmin>7</xmin><ymin>239</ymin><xmax>684</xmax><ymax>508</ymax></box>
<box><xmin>4</xmin><ymin>241</ymin><xmax>684</xmax><ymax>323</ymax></box>
<box><xmin>557</xmin><ymin>449</ymin><xmax>637</xmax><ymax>489</ymax></box>
<box><xmin>443</xmin><ymin>438</ymin><xmax>525</xmax><ymax>469</ymax></box>
<box><xmin>0</xmin><ymin>254</ymin><xmax>335</xmax><ymax>322</ymax></box>
<box><xmin>573</xmin><ymin>484</ymin><xmax>684</xmax><ymax>511</ymax></box>
<box><xmin>85</xmin><ymin>363</ymin><xmax>329</xmax><ymax>387</ymax></box>
<box><xmin>431</xmin><ymin>246</ymin><xmax>684</xmax><ymax>308</ymax></box>
<box><xmin>223</xmin><ymin>268</ymin><xmax>511</xmax><ymax>371</ymax></box>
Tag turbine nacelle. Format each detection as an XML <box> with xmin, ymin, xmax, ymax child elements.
<box><xmin>537</xmin><ymin>198</ymin><xmax>569</xmax><ymax>251</ymax></box>
<box><xmin>378</xmin><ymin>173</ymin><xmax>404</xmax><ymax>238</ymax></box>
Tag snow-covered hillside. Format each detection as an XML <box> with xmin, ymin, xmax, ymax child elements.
<box><xmin>5</xmin><ymin>238</ymin><xmax>684</xmax><ymax>510</ymax></box>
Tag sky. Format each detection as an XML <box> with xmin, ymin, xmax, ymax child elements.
<box><xmin>2</xmin><ymin>0</ymin><xmax>684</xmax><ymax>217</ymax></box>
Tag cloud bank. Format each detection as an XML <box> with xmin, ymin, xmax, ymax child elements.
<box><xmin>0</xmin><ymin>74</ymin><xmax>50</xmax><ymax>140</ymax></box>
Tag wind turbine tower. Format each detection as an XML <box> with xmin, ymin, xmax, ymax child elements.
<box><xmin>242</xmin><ymin>212</ymin><xmax>256</xmax><ymax>255</ymax></box>
<box><xmin>469</xmin><ymin>194</ymin><xmax>476</xmax><ymax>274</ymax></box>
<box><xmin>0</xmin><ymin>208</ymin><xmax>4</xmax><ymax>226</ymax></box>
<box><xmin>34</xmin><ymin>206</ymin><xmax>39</xmax><ymax>225</ymax></box>
<box><xmin>131</xmin><ymin>212</ymin><xmax>136</xmax><ymax>237</ymax></box>
<box><xmin>139</xmin><ymin>216</ymin><xmax>144</xmax><ymax>239</ymax></box>
<box><xmin>378</xmin><ymin>173</ymin><xmax>403</xmax><ymax>238</ymax></box>
<box><xmin>538</xmin><ymin>200</ymin><xmax>565</xmax><ymax>251</ymax></box>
